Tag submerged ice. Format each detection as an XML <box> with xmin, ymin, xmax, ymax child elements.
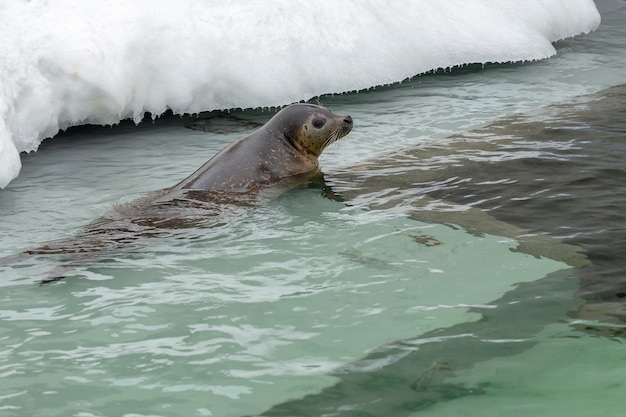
<box><xmin>0</xmin><ymin>0</ymin><xmax>600</xmax><ymax>188</ymax></box>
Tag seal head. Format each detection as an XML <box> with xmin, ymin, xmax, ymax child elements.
<box><xmin>272</xmin><ymin>103</ymin><xmax>353</xmax><ymax>159</ymax></box>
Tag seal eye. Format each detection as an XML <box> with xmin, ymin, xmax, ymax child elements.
<box><xmin>312</xmin><ymin>118</ymin><xmax>326</xmax><ymax>129</ymax></box>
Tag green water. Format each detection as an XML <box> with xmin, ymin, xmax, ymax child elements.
<box><xmin>416</xmin><ymin>323</ymin><xmax>625</xmax><ymax>417</ymax></box>
<box><xmin>2</xmin><ymin>193</ymin><xmax>569</xmax><ymax>417</ymax></box>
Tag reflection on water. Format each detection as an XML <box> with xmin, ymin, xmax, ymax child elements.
<box><xmin>258</xmin><ymin>84</ymin><xmax>626</xmax><ymax>416</ymax></box>
<box><xmin>259</xmin><ymin>269</ymin><xmax>580</xmax><ymax>417</ymax></box>
<box><xmin>328</xmin><ymin>84</ymin><xmax>626</xmax><ymax>328</ymax></box>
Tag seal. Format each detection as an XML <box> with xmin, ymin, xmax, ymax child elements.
<box><xmin>0</xmin><ymin>103</ymin><xmax>354</xmax><ymax>278</ymax></box>
<box><xmin>114</xmin><ymin>102</ymin><xmax>353</xmax><ymax>225</ymax></box>
<box><xmin>172</xmin><ymin>103</ymin><xmax>353</xmax><ymax>193</ymax></box>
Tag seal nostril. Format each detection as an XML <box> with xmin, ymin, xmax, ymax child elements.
<box><xmin>344</xmin><ymin>115</ymin><xmax>353</xmax><ymax>125</ymax></box>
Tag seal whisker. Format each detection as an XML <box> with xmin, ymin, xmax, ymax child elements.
<box><xmin>322</xmin><ymin>129</ymin><xmax>341</xmax><ymax>151</ymax></box>
<box><xmin>326</xmin><ymin>134</ymin><xmax>344</xmax><ymax>154</ymax></box>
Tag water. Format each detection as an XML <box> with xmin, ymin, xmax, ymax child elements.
<box><xmin>1</xmin><ymin>6</ymin><xmax>626</xmax><ymax>417</ymax></box>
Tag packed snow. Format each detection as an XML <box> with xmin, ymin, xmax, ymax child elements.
<box><xmin>0</xmin><ymin>0</ymin><xmax>600</xmax><ymax>188</ymax></box>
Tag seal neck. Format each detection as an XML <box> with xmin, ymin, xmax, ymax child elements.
<box><xmin>280</xmin><ymin>131</ymin><xmax>319</xmax><ymax>167</ymax></box>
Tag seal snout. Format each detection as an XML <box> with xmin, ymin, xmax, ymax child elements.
<box><xmin>342</xmin><ymin>115</ymin><xmax>353</xmax><ymax>133</ymax></box>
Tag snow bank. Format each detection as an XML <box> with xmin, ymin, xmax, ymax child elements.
<box><xmin>0</xmin><ymin>0</ymin><xmax>600</xmax><ymax>187</ymax></box>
